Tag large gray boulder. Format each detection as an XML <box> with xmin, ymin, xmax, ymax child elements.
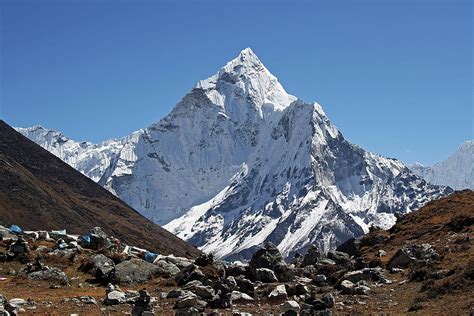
<box><xmin>387</xmin><ymin>244</ymin><xmax>439</xmax><ymax>269</ymax></box>
<box><xmin>254</xmin><ymin>268</ymin><xmax>278</xmax><ymax>283</ymax></box>
<box><xmin>85</xmin><ymin>254</ymin><xmax>115</xmax><ymax>278</ymax></box>
<box><xmin>175</xmin><ymin>264</ymin><xmax>205</xmax><ymax>286</ymax></box>
<box><xmin>113</xmin><ymin>259</ymin><xmax>158</xmax><ymax>285</ymax></box>
<box><xmin>249</xmin><ymin>243</ymin><xmax>292</xmax><ymax>281</ymax></box>
<box><xmin>28</xmin><ymin>267</ymin><xmax>69</xmax><ymax>285</ymax></box>
<box><xmin>154</xmin><ymin>260</ymin><xmax>180</xmax><ymax>278</ymax></box>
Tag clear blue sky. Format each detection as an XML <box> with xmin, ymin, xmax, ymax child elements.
<box><xmin>1</xmin><ymin>0</ymin><xmax>472</xmax><ymax>165</ymax></box>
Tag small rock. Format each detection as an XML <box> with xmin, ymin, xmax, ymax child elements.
<box><xmin>254</xmin><ymin>268</ymin><xmax>278</xmax><ymax>283</ymax></box>
<box><xmin>80</xmin><ymin>296</ymin><xmax>97</xmax><ymax>304</ymax></box>
<box><xmin>173</xmin><ymin>294</ymin><xmax>206</xmax><ymax>311</ymax></box>
<box><xmin>322</xmin><ymin>293</ymin><xmax>335</xmax><ymax>308</ymax></box>
<box><xmin>341</xmin><ymin>280</ymin><xmax>355</xmax><ymax>294</ymax></box>
<box><xmin>104</xmin><ymin>290</ymin><xmax>126</xmax><ymax>305</ymax></box>
<box><xmin>167</xmin><ymin>289</ymin><xmax>185</xmax><ymax>299</ymax></box>
<box><xmin>229</xmin><ymin>291</ymin><xmax>254</xmax><ymax>303</ymax></box>
<box><xmin>268</xmin><ymin>284</ymin><xmax>288</xmax><ymax>301</ymax></box>
<box><xmin>354</xmin><ymin>285</ymin><xmax>370</xmax><ymax>295</ymax></box>
<box><xmin>281</xmin><ymin>300</ymin><xmax>300</xmax><ymax>315</ymax></box>
<box><xmin>175</xmin><ymin>264</ymin><xmax>205</xmax><ymax>286</ymax></box>
<box><xmin>194</xmin><ymin>253</ymin><xmax>214</xmax><ymax>267</ymax></box>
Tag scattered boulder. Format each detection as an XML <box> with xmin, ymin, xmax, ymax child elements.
<box><xmin>249</xmin><ymin>243</ymin><xmax>284</xmax><ymax>271</ymax></box>
<box><xmin>131</xmin><ymin>289</ymin><xmax>152</xmax><ymax>316</ymax></box>
<box><xmin>327</xmin><ymin>251</ymin><xmax>352</xmax><ymax>267</ymax></box>
<box><xmin>340</xmin><ymin>280</ymin><xmax>355</xmax><ymax>294</ymax></box>
<box><xmin>28</xmin><ymin>267</ymin><xmax>69</xmax><ymax>285</ymax></box>
<box><xmin>80</xmin><ymin>296</ymin><xmax>97</xmax><ymax>305</ymax></box>
<box><xmin>281</xmin><ymin>300</ymin><xmax>300</xmax><ymax>315</ymax></box>
<box><xmin>104</xmin><ymin>290</ymin><xmax>126</xmax><ymax>305</ymax></box>
<box><xmin>249</xmin><ymin>243</ymin><xmax>292</xmax><ymax>281</ymax></box>
<box><xmin>387</xmin><ymin>244</ymin><xmax>439</xmax><ymax>269</ymax></box>
<box><xmin>268</xmin><ymin>284</ymin><xmax>288</xmax><ymax>301</ymax></box>
<box><xmin>113</xmin><ymin>259</ymin><xmax>158</xmax><ymax>285</ymax></box>
<box><xmin>193</xmin><ymin>285</ymin><xmax>216</xmax><ymax>300</ymax></box>
<box><xmin>229</xmin><ymin>291</ymin><xmax>254</xmax><ymax>303</ymax></box>
<box><xmin>254</xmin><ymin>268</ymin><xmax>278</xmax><ymax>283</ymax></box>
<box><xmin>194</xmin><ymin>253</ymin><xmax>214</xmax><ymax>267</ymax></box>
<box><xmin>159</xmin><ymin>256</ymin><xmax>193</xmax><ymax>269</ymax></box>
<box><xmin>235</xmin><ymin>276</ymin><xmax>255</xmax><ymax>296</ymax></box>
<box><xmin>154</xmin><ymin>260</ymin><xmax>180</xmax><ymax>278</ymax></box>
<box><xmin>173</xmin><ymin>294</ymin><xmax>206</xmax><ymax>311</ymax></box>
<box><xmin>175</xmin><ymin>264</ymin><xmax>205</xmax><ymax>286</ymax></box>
<box><xmin>354</xmin><ymin>284</ymin><xmax>370</xmax><ymax>295</ymax></box>
<box><xmin>82</xmin><ymin>253</ymin><xmax>115</xmax><ymax>278</ymax></box>
<box><xmin>339</xmin><ymin>268</ymin><xmax>390</xmax><ymax>285</ymax></box>
<box><xmin>313</xmin><ymin>274</ymin><xmax>327</xmax><ymax>283</ymax></box>
<box><xmin>167</xmin><ymin>289</ymin><xmax>186</xmax><ymax>299</ymax></box>
<box><xmin>301</xmin><ymin>245</ymin><xmax>324</xmax><ymax>267</ymax></box>
<box><xmin>321</xmin><ymin>293</ymin><xmax>335</xmax><ymax>308</ymax></box>
<box><xmin>85</xmin><ymin>227</ymin><xmax>114</xmax><ymax>251</ymax></box>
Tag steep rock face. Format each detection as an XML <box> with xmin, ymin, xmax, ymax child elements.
<box><xmin>18</xmin><ymin>48</ymin><xmax>452</xmax><ymax>259</ymax></box>
<box><xmin>165</xmin><ymin>100</ymin><xmax>451</xmax><ymax>260</ymax></box>
<box><xmin>409</xmin><ymin>141</ymin><xmax>473</xmax><ymax>190</ymax></box>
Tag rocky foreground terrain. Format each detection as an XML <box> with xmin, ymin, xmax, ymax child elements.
<box><xmin>0</xmin><ymin>190</ymin><xmax>472</xmax><ymax>315</ymax></box>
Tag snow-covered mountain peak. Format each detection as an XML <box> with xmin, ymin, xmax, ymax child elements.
<box><xmin>195</xmin><ymin>48</ymin><xmax>296</xmax><ymax>118</ymax></box>
<box><xmin>19</xmin><ymin>50</ymin><xmax>452</xmax><ymax>260</ymax></box>
<box><xmin>410</xmin><ymin>140</ymin><xmax>474</xmax><ymax>190</ymax></box>
<box><xmin>460</xmin><ymin>140</ymin><xmax>473</xmax><ymax>151</ymax></box>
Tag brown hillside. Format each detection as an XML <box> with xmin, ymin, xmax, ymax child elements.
<box><xmin>0</xmin><ymin>120</ymin><xmax>201</xmax><ymax>258</ymax></box>
<box><xmin>347</xmin><ymin>190</ymin><xmax>474</xmax><ymax>314</ymax></box>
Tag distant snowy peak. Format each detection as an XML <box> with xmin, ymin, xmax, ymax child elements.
<box><xmin>16</xmin><ymin>125</ymin><xmax>142</xmax><ymax>183</ymax></box>
<box><xmin>409</xmin><ymin>140</ymin><xmax>474</xmax><ymax>190</ymax></box>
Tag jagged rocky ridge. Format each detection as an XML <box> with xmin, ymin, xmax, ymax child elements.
<box><xmin>17</xmin><ymin>48</ymin><xmax>451</xmax><ymax>260</ymax></box>
<box><xmin>409</xmin><ymin>140</ymin><xmax>473</xmax><ymax>190</ymax></box>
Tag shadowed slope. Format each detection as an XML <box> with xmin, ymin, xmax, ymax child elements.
<box><xmin>0</xmin><ymin>120</ymin><xmax>201</xmax><ymax>258</ymax></box>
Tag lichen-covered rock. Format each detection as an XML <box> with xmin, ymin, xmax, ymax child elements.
<box><xmin>28</xmin><ymin>267</ymin><xmax>69</xmax><ymax>285</ymax></box>
<box><xmin>154</xmin><ymin>260</ymin><xmax>180</xmax><ymax>278</ymax></box>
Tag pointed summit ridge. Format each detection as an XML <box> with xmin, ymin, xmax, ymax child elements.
<box><xmin>196</xmin><ymin>47</ymin><xmax>296</xmax><ymax>115</ymax></box>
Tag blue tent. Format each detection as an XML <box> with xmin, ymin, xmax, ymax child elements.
<box><xmin>9</xmin><ymin>225</ymin><xmax>22</xmax><ymax>234</ymax></box>
<box><xmin>144</xmin><ymin>252</ymin><xmax>158</xmax><ymax>263</ymax></box>
<box><xmin>81</xmin><ymin>234</ymin><xmax>91</xmax><ymax>245</ymax></box>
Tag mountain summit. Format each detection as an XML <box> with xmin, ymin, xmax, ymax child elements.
<box><xmin>195</xmin><ymin>48</ymin><xmax>296</xmax><ymax>117</ymax></box>
<box><xmin>410</xmin><ymin>140</ymin><xmax>474</xmax><ymax>190</ymax></box>
<box><xmin>17</xmin><ymin>48</ymin><xmax>452</xmax><ymax>260</ymax></box>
